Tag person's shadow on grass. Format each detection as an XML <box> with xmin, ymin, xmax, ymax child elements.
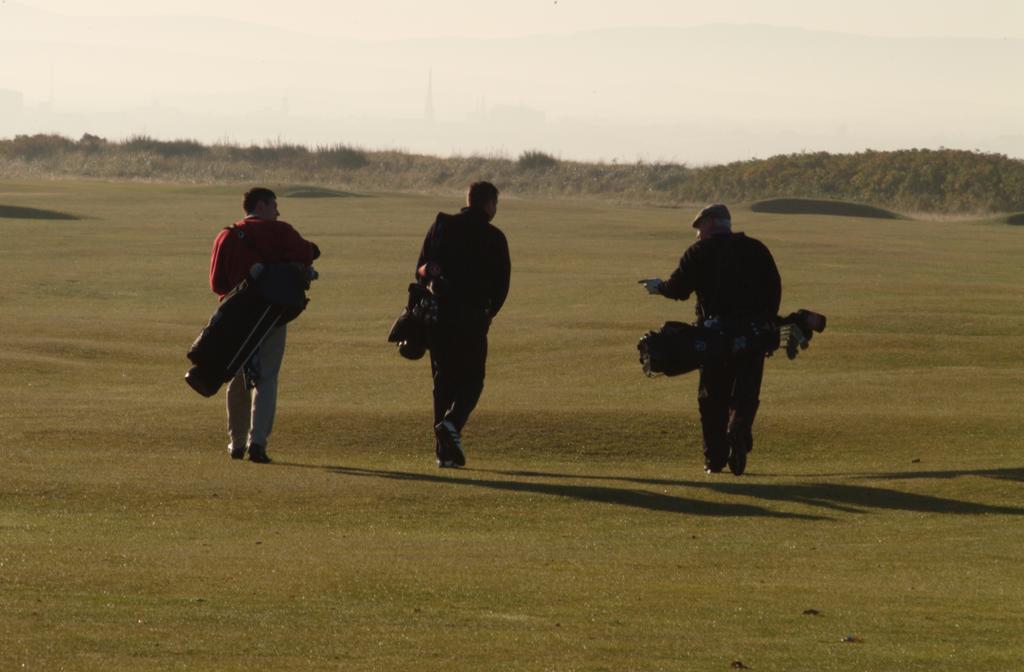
<box><xmin>272</xmin><ymin>462</ymin><xmax>828</xmax><ymax>521</ymax></box>
<box><xmin>829</xmin><ymin>466</ymin><xmax>1024</xmax><ymax>483</ymax></box>
<box><xmin>476</xmin><ymin>468</ymin><xmax>1024</xmax><ymax>516</ymax></box>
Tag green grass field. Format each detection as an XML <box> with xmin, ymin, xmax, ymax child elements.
<box><xmin>2</xmin><ymin>180</ymin><xmax>1023</xmax><ymax>671</ymax></box>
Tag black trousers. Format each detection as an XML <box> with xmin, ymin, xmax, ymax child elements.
<box><xmin>427</xmin><ymin>311</ymin><xmax>489</xmax><ymax>439</ymax></box>
<box><xmin>697</xmin><ymin>353</ymin><xmax>765</xmax><ymax>464</ymax></box>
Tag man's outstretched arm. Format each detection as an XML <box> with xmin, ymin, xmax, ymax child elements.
<box><xmin>641</xmin><ymin>249</ymin><xmax>697</xmax><ymax>300</ymax></box>
<box><xmin>638</xmin><ymin>278</ymin><xmax>664</xmax><ymax>294</ymax></box>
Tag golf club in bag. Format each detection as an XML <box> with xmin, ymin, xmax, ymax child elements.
<box><xmin>185</xmin><ymin>262</ymin><xmax>317</xmax><ymax>397</ymax></box>
<box><xmin>637</xmin><ymin>309</ymin><xmax>827</xmax><ymax>377</ymax></box>
<box><xmin>387</xmin><ymin>281</ymin><xmax>441</xmax><ymax>360</ymax></box>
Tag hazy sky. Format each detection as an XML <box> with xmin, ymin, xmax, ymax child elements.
<box><xmin>11</xmin><ymin>0</ymin><xmax>1024</xmax><ymax>40</ymax></box>
<box><xmin>3</xmin><ymin>1</ymin><xmax>1023</xmax><ymax>162</ymax></box>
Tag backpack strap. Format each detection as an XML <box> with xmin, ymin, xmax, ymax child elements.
<box><xmin>230</xmin><ymin>223</ymin><xmax>265</xmax><ymax>262</ymax></box>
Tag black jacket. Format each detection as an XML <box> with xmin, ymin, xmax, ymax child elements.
<box><xmin>417</xmin><ymin>207</ymin><xmax>511</xmax><ymax>318</ymax></box>
<box><xmin>659</xmin><ymin>231</ymin><xmax>781</xmax><ymax>322</ymax></box>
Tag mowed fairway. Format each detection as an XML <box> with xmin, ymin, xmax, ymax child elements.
<box><xmin>2</xmin><ymin>180</ymin><xmax>1023</xmax><ymax>671</ymax></box>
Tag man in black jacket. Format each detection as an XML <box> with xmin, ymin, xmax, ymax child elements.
<box><xmin>641</xmin><ymin>204</ymin><xmax>781</xmax><ymax>475</ymax></box>
<box><xmin>416</xmin><ymin>181</ymin><xmax>511</xmax><ymax>468</ymax></box>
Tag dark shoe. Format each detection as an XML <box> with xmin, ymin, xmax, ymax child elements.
<box><xmin>229</xmin><ymin>444</ymin><xmax>246</xmax><ymax>460</ymax></box>
<box><xmin>704</xmin><ymin>456</ymin><xmax>727</xmax><ymax>474</ymax></box>
<box><xmin>727</xmin><ymin>447</ymin><xmax>747</xmax><ymax>476</ymax></box>
<box><xmin>248</xmin><ymin>444</ymin><xmax>272</xmax><ymax>464</ymax></box>
<box><xmin>727</xmin><ymin>428</ymin><xmax>752</xmax><ymax>476</ymax></box>
<box><xmin>434</xmin><ymin>420</ymin><xmax>465</xmax><ymax>468</ymax></box>
<box><xmin>435</xmin><ymin>441</ymin><xmax>454</xmax><ymax>468</ymax></box>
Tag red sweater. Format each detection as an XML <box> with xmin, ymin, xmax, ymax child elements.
<box><xmin>209</xmin><ymin>217</ymin><xmax>318</xmax><ymax>297</ymax></box>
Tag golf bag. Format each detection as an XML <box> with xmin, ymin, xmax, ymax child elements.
<box><xmin>185</xmin><ymin>263</ymin><xmax>315</xmax><ymax>397</ymax></box>
<box><xmin>387</xmin><ymin>282</ymin><xmax>439</xmax><ymax>360</ymax></box>
<box><xmin>637</xmin><ymin>309</ymin><xmax>826</xmax><ymax>377</ymax></box>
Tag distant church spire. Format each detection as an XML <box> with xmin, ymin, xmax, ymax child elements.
<box><xmin>424</xmin><ymin>68</ymin><xmax>435</xmax><ymax>122</ymax></box>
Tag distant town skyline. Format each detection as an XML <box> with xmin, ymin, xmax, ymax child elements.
<box><xmin>2</xmin><ymin>2</ymin><xmax>1023</xmax><ymax>163</ymax></box>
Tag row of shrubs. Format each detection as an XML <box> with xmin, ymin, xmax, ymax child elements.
<box><xmin>19</xmin><ymin>133</ymin><xmax>373</xmax><ymax>169</ymax></box>
<box><xmin>2</xmin><ymin>134</ymin><xmax>1023</xmax><ymax>213</ymax></box>
<box><xmin>1</xmin><ymin>134</ymin><xmax>552</xmax><ymax>171</ymax></box>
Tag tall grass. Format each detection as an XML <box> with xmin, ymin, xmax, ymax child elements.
<box><xmin>517</xmin><ymin>149</ymin><xmax>558</xmax><ymax>170</ymax></box>
<box><xmin>2</xmin><ymin>134</ymin><xmax>1024</xmax><ymax>213</ymax></box>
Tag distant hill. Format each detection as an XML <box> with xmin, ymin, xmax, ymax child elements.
<box><xmin>694</xmin><ymin>149</ymin><xmax>1024</xmax><ymax>213</ymax></box>
<box><xmin>750</xmin><ymin>199</ymin><xmax>902</xmax><ymax>219</ymax></box>
<box><xmin>2</xmin><ymin>135</ymin><xmax>1023</xmax><ymax>215</ymax></box>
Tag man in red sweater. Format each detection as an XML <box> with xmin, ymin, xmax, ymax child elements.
<box><xmin>208</xmin><ymin>187</ymin><xmax>320</xmax><ymax>463</ymax></box>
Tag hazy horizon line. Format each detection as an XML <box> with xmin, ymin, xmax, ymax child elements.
<box><xmin>6</xmin><ymin>1</ymin><xmax>1023</xmax><ymax>43</ymax></box>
